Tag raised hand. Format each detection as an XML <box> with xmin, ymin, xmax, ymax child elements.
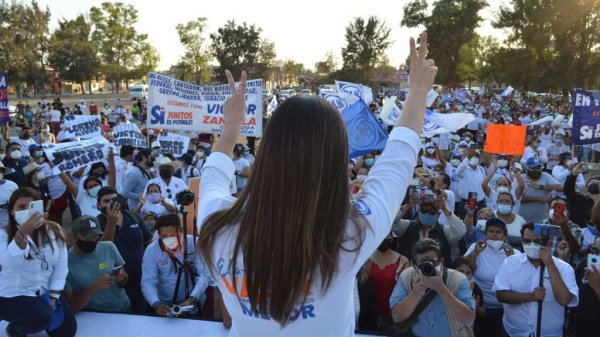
<box><xmin>223</xmin><ymin>70</ymin><xmax>248</xmax><ymax>127</ymax></box>
<box><xmin>408</xmin><ymin>31</ymin><xmax>437</xmax><ymax>94</ymax></box>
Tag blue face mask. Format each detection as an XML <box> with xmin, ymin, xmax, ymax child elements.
<box><xmin>555</xmin><ymin>140</ymin><xmax>563</xmax><ymax>145</ymax></box>
<box><xmin>589</xmin><ymin>226</ymin><xmax>599</xmax><ymax>236</ymax></box>
<box><xmin>364</xmin><ymin>158</ymin><xmax>375</xmax><ymax>167</ymax></box>
<box><xmin>418</xmin><ymin>212</ymin><xmax>438</xmax><ymax>227</ymax></box>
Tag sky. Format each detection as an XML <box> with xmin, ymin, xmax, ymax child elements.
<box><xmin>37</xmin><ymin>0</ymin><xmax>510</xmax><ymax>71</ymax></box>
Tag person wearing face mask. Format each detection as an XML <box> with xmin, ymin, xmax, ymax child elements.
<box><xmin>463</xmin><ymin>207</ymin><xmax>495</xmax><ymax>249</ymax></box>
<box><xmin>0</xmin><ymin>187</ymin><xmax>76</xmax><ymax>337</ymax></box>
<box><xmin>452</xmin><ymin>257</ymin><xmax>486</xmax><ymax>330</ymax></box>
<box><xmin>63</xmin><ymin>215</ymin><xmax>131</xmax><ymax>313</ymax></box>
<box><xmin>135</xmin><ymin>183</ymin><xmax>176</xmax><ymax>216</ymax></box>
<box><xmin>357</xmin><ymin>233</ymin><xmax>409</xmax><ymax>329</ymax></box>
<box><xmin>455</xmin><ymin>149</ymin><xmax>486</xmax><ymax>217</ymax></box>
<box><xmin>144</xmin><ymin>157</ymin><xmax>187</xmax><ymax>206</ymax></box>
<box><xmin>96</xmin><ymin>186</ymin><xmax>152</xmax><ymax>313</ymax></box>
<box><xmin>3</xmin><ymin>124</ymin><xmax>37</xmax><ymax>158</ymax></box>
<box><xmin>539</xmin><ymin>124</ymin><xmax>554</xmax><ymax>150</ymax></box>
<box><xmin>552</xmin><ymin>152</ymin><xmax>585</xmax><ymax>200</ymax></box>
<box><xmin>114</xmin><ymin>145</ymin><xmax>134</xmax><ymax>194</ymax></box>
<box><xmin>363</xmin><ymin>153</ymin><xmax>376</xmax><ymax>169</ymax></box>
<box><xmin>547</xmin><ymin>134</ymin><xmax>567</xmax><ymax>170</ymax></box>
<box><xmin>519</xmin><ymin>157</ymin><xmax>562</xmax><ymax>222</ymax></box>
<box><xmin>493</xmin><ymin>222</ymin><xmax>579</xmax><ymax>337</ymax></box>
<box><xmin>465</xmin><ymin>218</ymin><xmax>517</xmax><ymax>337</ymax></box>
<box><xmin>3</xmin><ymin>142</ymin><xmax>31</xmax><ymax>186</ymax></box>
<box><xmin>565</xmin><ymin>163</ymin><xmax>600</xmax><ymax>228</ymax></box>
<box><xmin>59</xmin><ymin>172</ymin><xmax>105</xmax><ymax>218</ymax></box>
<box><xmin>232</xmin><ymin>144</ymin><xmax>251</xmax><ymax>195</ymax></box>
<box><xmin>122</xmin><ymin>148</ymin><xmax>153</xmax><ymax>210</ymax></box>
<box><xmin>141</xmin><ymin>214</ymin><xmax>210</xmax><ymax>318</ymax></box>
<box><xmin>151</xmin><ymin>141</ymin><xmax>163</xmax><ymax>163</ymax></box>
<box><xmin>483</xmin><ymin>160</ymin><xmax>525</xmax><ymax>213</ymax></box>
<box><xmin>193</xmin><ymin>146</ymin><xmax>207</xmax><ymax>171</ymax></box>
<box><xmin>0</xmin><ymin>162</ymin><xmax>17</xmax><ymax>229</ymax></box>
<box><xmin>493</xmin><ymin>192</ymin><xmax>527</xmax><ymax>248</ymax></box>
<box><xmin>394</xmin><ymin>193</ymin><xmax>467</xmax><ymax>265</ymax></box>
<box><xmin>36</xmin><ymin>123</ymin><xmax>56</xmax><ymax>144</ymax></box>
<box><xmin>483</xmin><ymin>154</ymin><xmax>516</xmax><ymax>190</ymax></box>
<box><xmin>438</xmin><ymin>150</ymin><xmax>464</xmax><ymax>203</ymax></box>
<box><xmin>174</xmin><ymin>153</ymin><xmax>200</xmax><ymax>185</ymax></box>
<box><xmin>23</xmin><ymin>162</ymin><xmax>52</xmax><ymax>219</ymax></box>
<box><xmin>542</xmin><ymin>199</ymin><xmax>582</xmax><ymax>262</ymax></box>
<box><xmin>241</xmin><ymin>144</ymin><xmax>255</xmax><ymax>166</ymax></box>
<box><xmin>520</xmin><ymin>136</ymin><xmax>548</xmax><ymax>168</ymax></box>
<box><xmin>420</xmin><ymin>143</ymin><xmax>440</xmax><ymax>176</ymax></box>
<box><xmin>389</xmin><ymin>238</ymin><xmax>475</xmax><ymax>336</ymax></box>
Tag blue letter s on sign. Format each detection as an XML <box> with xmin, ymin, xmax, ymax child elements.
<box><xmin>150</xmin><ymin>105</ymin><xmax>165</xmax><ymax>125</ymax></box>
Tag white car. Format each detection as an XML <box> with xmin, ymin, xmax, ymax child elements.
<box><xmin>299</xmin><ymin>89</ymin><xmax>312</xmax><ymax>96</ymax></box>
<box><xmin>129</xmin><ymin>84</ymin><xmax>148</xmax><ymax>100</ymax></box>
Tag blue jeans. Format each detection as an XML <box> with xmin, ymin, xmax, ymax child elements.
<box><xmin>0</xmin><ymin>296</ymin><xmax>77</xmax><ymax>337</ymax></box>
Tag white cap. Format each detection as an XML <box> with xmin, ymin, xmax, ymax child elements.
<box><xmin>151</xmin><ymin>141</ymin><xmax>161</xmax><ymax>149</ymax></box>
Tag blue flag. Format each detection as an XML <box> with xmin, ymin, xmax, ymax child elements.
<box><xmin>342</xmin><ymin>100</ymin><xmax>388</xmax><ymax>158</ymax></box>
<box><xmin>572</xmin><ymin>89</ymin><xmax>600</xmax><ymax>145</ymax></box>
<box><xmin>0</xmin><ymin>73</ymin><xmax>8</xmax><ymax>123</ymax></box>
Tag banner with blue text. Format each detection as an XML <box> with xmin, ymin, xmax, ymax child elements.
<box><xmin>572</xmin><ymin>89</ymin><xmax>600</xmax><ymax>145</ymax></box>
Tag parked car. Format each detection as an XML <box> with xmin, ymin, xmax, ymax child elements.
<box><xmin>299</xmin><ymin>89</ymin><xmax>312</xmax><ymax>96</ymax></box>
<box><xmin>129</xmin><ymin>84</ymin><xmax>148</xmax><ymax>100</ymax></box>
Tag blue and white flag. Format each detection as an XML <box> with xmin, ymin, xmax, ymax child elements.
<box><xmin>380</xmin><ymin>96</ymin><xmax>402</xmax><ymax>126</ymax></box>
<box><xmin>266</xmin><ymin>95</ymin><xmax>278</xmax><ymax>117</ymax></box>
<box><xmin>501</xmin><ymin>85</ymin><xmax>514</xmax><ymax>97</ymax></box>
<box><xmin>426</xmin><ymin>89</ymin><xmax>439</xmax><ymax>107</ymax></box>
<box><xmin>342</xmin><ymin>100</ymin><xmax>388</xmax><ymax>158</ymax></box>
<box><xmin>320</xmin><ymin>92</ymin><xmax>350</xmax><ymax>114</ymax></box>
<box><xmin>572</xmin><ymin>89</ymin><xmax>600</xmax><ymax>145</ymax></box>
<box><xmin>456</xmin><ymin>89</ymin><xmax>467</xmax><ymax>103</ymax></box>
<box><xmin>335</xmin><ymin>80</ymin><xmax>373</xmax><ymax>104</ymax></box>
<box><xmin>422</xmin><ymin>109</ymin><xmax>474</xmax><ymax>137</ymax></box>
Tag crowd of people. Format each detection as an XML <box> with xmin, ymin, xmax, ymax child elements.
<box><xmin>0</xmin><ymin>70</ymin><xmax>599</xmax><ymax>337</ymax></box>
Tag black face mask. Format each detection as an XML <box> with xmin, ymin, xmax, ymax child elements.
<box><xmin>21</xmin><ymin>132</ymin><xmax>30</xmax><ymax>139</ymax></box>
<box><xmin>77</xmin><ymin>239</ymin><xmax>99</xmax><ymax>254</ymax></box>
<box><xmin>377</xmin><ymin>239</ymin><xmax>392</xmax><ymax>252</ymax></box>
<box><xmin>527</xmin><ymin>170</ymin><xmax>542</xmax><ymax>180</ymax></box>
<box><xmin>159</xmin><ymin>168</ymin><xmax>172</xmax><ymax>180</ymax></box>
<box><xmin>588</xmin><ymin>183</ymin><xmax>599</xmax><ymax>195</ymax></box>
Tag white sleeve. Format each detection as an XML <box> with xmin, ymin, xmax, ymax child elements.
<box><xmin>556</xmin><ymin>259</ymin><xmax>579</xmax><ymax>307</ymax></box>
<box><xmin>465</xmin><ymin>243</ymin><xmax>476</xmax><ymax>256</ymax></box>
<box><xmin>492</xmin><ymin>257</ymin><xmax>512</xmax><ymax>291</ymax></box>
<box><xmin>197</xmin><ymin>153</ymin><xmax>237</xmax><ymax>232</ymax></box>
<box><xmin>443</xmin><ymin>213</ymin><xmax>467</xmax><ymax>244</ymax></box>
<box><xmin>350</xmin><ymin>127</ymin><xmax>420</xmax><ymax>272</ymax></box>
<box><xmin>49</xmin><ymin>240</ymin><xmax>68</xmax><ymax>291</ymax></box>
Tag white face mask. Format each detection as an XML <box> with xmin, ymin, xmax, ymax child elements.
<box><xmin>566</xmin><ymin>160</ymin><xmax>573</xmax><ymax>166</ymax></box>
<box><xmin>486</xmin><ymin>240</ymin><xmax>504</xmax><ymax>251</ymax></box>
<box><xmin>497</xmin><ymin>159</ymin><xmax>508</xmax><ymax>168</ymax></box>
<box><xmin>523</xmin><ymin>243</ymin><xmax>541</xmax><ymax>259</ymax></box>
<box><xmin>0</xmin><ymin>153</ymin><xmax>5</xmax><ymax>161</ymax></box>
<box><xmin>469</xmin><ymin>157</ymin><xmax>480</xmax><ymax>166</ymax></box>
<box><xmin>13</xmin><ymin>209</ymin><xmax>30</xmax><ymax>226</ymax></box>
<box><xmin>162</xmin><ymin>236</ymin><xmax>179</xmax><ymax>251</ymax></box>
<box><xmin>36</xmin><ymin>171</ymin><xmax>46</xmax><ymax>180</ymax></box>
<box><xmin>497</xmin><ymin>204</ymin><xmax>512</xmax><ymax>215</ymax></box>
<box><xmin>10</xmin><ymin>150</ymin><xmax>22</xmax><ymax>160</ymax></box>
<box><xmin>426</xmin><ymin>148</ymin><xmax>435</xmax><ymax>155</ymax></box>
<box><xmin>476</xmin><ymin>219</ymin><xmax>487</xmax><ymax>232</ymax></box>
<box><xmin>450</xmin><ymin>159</ymin><xmax>461</xmax><ymax>167</ymax></box>
<box><xmin>497</xmin><ymin>186</ymin><xmax>510</xmax><ymax>194</ymax></box>
<box><xmin>464</xmin><ymin>137</ymin><xmax>471</xmax><ymax>142</ymax></box>
<box><xmin>196</xmin><ymin>152</ymin><xmax>205</xmax><ymax>159</ymax></box>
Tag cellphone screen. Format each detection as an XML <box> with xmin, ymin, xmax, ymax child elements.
<box><xmin>467</xmin><ymin>192</ymin><xmax>477</xmax><ymax>209</ymax></box>
<box><xmin>29</xmin><ymin>200</ymin><xmax>44</xmax><ymax>216</ymax></box>
<box><xmin>553</xmin><ymin>203</ymin><xmax>565</xmax><ymax>218</ymax></box>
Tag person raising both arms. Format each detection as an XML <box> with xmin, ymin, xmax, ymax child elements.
<box><xmin>197</xmin><ymin>31</ymin><xmax>437</xmax><ymax>336</ymax></box>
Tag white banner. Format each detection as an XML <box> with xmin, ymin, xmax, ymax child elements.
<box><xmin>42</xmin><ymin>137</ymin><xmax>111</xmax><ymax>175</ymax></box>
<box><xmin>62</xmin><ymin>115</ymin><xmax>101</xmax><ymax>139</ymax></box>
<box><xmin>157</xmin><ymin>132</ymin><xmax>190</xmax><ymax>156</ymax></box>
<box><xmin>335</xmin><ymin>80</ymin><xmax>373</xmax><ymax>104</ymax></box>
<box><xmin>426</xmin><ymin>89</ymin><xmax>439</xmax><ymax>107</ymax></box>
<box><xmin>501</xmin><ymin>85</ymin><xmax>514</xmax><ymax>97</ymax></box>
<box><xmin>380</xmin><ymin>96</ymin><xmax>402</xmax><ymax>125</ymax></box>
<box><xmin>147</xmin><ymin>72</ymin><xmax>263</xmax><ymax>137</ymax></box>
<box><xmin>113</xmin><ymin>123</ymin><xmax>147</xmax><ymax>148</ymax></box>
<box><xmin>320</xmin><ymin>92</ymin><xmax>351</xmax><ymax>114</ymax></box>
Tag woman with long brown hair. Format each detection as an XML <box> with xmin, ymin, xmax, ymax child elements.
<box><xmin>0</xmin><ymin>187</ymin><xmax>77</xmax><ymax>337</ymax></box>
<box><xmin>198</xmin><ymin>32</ymin><xmax>437</xmax><ymax>336</ymax></box>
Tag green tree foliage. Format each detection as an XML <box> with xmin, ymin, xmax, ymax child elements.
<box><xmin>210</xmin><ymin>20</ymin><xmax>276</xmax><ymax>82</ymax></box>
<box><xmin>176</xmin><ymin>17</ymin><xmax>212</xmax><ymax>84</ymax></box>
<box><xmin>48</xmin><ymin>15</ymin><xmax>100</xmax><ymax>93</ymax></box>
<box><xmin>341</xmin><ymin>16</ymin><xmax>391</xmax><ymax>84</ymax></box>
<box><xmin>402</xmin><ymin>0</ymin><xmax>487</xmax><ymax>84</ymax></box>
<box><xmin>315</xmin><ymin>51</ymin><xmax>338</xmax><ymax>74</ymax></box>
<box><xmin>494</xmin><ymin>0</ymin><xmax>600</xmax><ymax>92</ymax></box>
<box><xmin>0</xmin><ymin>0</ymin><xmax>50</xmax><ymax>96</ymax></box>
<box><xmin>90</xmin><ymin>2</ymin><xmax>156</xmax><ymax>92</ymax></box>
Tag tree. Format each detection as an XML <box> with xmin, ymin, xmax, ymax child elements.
<box><xmin>89</xmin><ymin>2</ymin><xmax>153</xmax><ymax>92</ymax></box>
<box><xmin>210</xmin><ymin>20</ymin><xmax>276</xmax><ymax>82</ymax></box>
<box><xmin>456</xmin><ymin>35</ymin><xmax>481</xmax><ymax>88</ymax></box>
<box><xmin>494</xmin><ymin>0</ymin><xmax>600</xmax><ymax>92</ymax></box>
<box><xmin>48</xmin><ymin>15</ymin><xmax>100</xmax><ymax>94</ymax></box>
<box><xmin>341</xmin><ymin>16</ymin><xmax>391</xmax><ymax>84</ymax></box>
<box><xmin>128</xmin><ymin>41</ymin><xmax>160</xmax><ymax>81</ymax></box>
<box><xmin>0</xmin><ymin>0</ymin><xmax>51</xmax><ymax>96</ymax></box>
<box><xmin>402</xmin><ymin>0</ymin><xmax>487</xmax><ymax>84</ymax></box>
<box><xmin>176</xmin><ymin>17</ymin><xmax>212</xmax><ymax>84</ymax></box>
<box><xmin>315</xmin><ymin>51</ymin><xmax>338</xmax><ymax>74</ymax></box>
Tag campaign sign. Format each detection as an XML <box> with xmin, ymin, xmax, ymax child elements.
<box><xmin>572</xmin><ymin>89</ymin><xmax>600</xmax><ymax>145</ymax></box>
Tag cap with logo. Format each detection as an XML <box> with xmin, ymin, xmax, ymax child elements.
<box><xmin>71</xmin><ymin>216</ymin><xmax>104</xmax><ymax>240</ymax></box>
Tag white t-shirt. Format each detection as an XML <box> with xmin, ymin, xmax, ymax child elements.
<box><xmin>40</xmin><ymin>162</ymin><xmax>66</xmax><ymax>200</ymax></box>
<box><xmin>144</xmin><ymin>176</ymin><xmax>188</xmax><ymax>207</ymax></box>
<box><xmin>0</xmin><ymin>179</ymin><xmax>18</xmax><ymax>229</ymax></box>
<box><xmin>233</xmin><ymin>158</ymin><xmax>250</xmax><ymax>190</ymax></box>
<box><xmin>141</xmin><ymin>200</ymin><xmax>173</xmax><ymax>217</ymax></box>
<box><xmin>76</xmin><ymin>189</ymin><xmax>101</xmax><ymax>217</ymax></box>
<box><xmin>197</xmin><ymin>127</ymin><xmax>420</xmax><ymax>337</ymax></box>
<box><xmin>115</xmin><ymin>157</ymin><xmax>131</xmax><ymax>194</ymax></box>
<box><xmin>50</xmin><ymin>109</ymin><xmax>62</xmax><ymax>122</ymax></box>
<box><xmin>487</xmin><ymin>190</ymin><xmax>521</xmax><ymax>214</ymax></box>
<box><xmin>9</xmin><ymin>136</ymin><xmax>36</xmax><ymax>157</ymax></box>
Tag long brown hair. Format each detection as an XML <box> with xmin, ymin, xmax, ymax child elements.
<box><xmin>199</xmin><ymin>96</ymin><xmax>365</xmax><ymax>325</ymax></box>
<box><xmin>6</xmin><ymin>187</ymin><xmax>64</xmax><ymax>252</ymax></box>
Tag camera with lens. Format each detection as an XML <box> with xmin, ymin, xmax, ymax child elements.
<box><xmin>176</xmin><ymin>190</ymin><xmax>195</xmax><ymax>206</ymax></box>
<box><xmin>417</xmin><ymin>257</ymin><xmax>440</xmax><ymax>277</ymax></box>
<box><xmin>170</xmin><ymin>304</ymin><xmax>194</xmax><ymax>317</ymax></box>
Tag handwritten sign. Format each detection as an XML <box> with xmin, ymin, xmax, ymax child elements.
<box><xmin>62</xmin><ymin>115</ymin><xmax>102</xmax><ymax>139</ymax></box>
<box><xmin>484</xmin><ymin>124</ymin><xmax>527</xmax><ymax>155</ymax></box>
<box><xmin>113</xmin><ymin>123</ymin><xmax>148</xmax><ymax>148</ymax></box>
<box><xmin>42</xmin><ymin>137</ymin><xmax>111</xmax><ymax>175</ymax></box>
<box><xmin>157</xmin><ymin>132</ymin><xmax>190</xmax><ymax>156</ymax></box>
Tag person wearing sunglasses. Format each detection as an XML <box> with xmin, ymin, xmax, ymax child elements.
<box><xmin>493</xmin><ymin>222</ymin><xmax>578</xmax><ymax>337</ymax></box>
<box><xmin>0</xmin><ymin>187</ymin><xmax>77</xmax><ymax>337</ymax></box>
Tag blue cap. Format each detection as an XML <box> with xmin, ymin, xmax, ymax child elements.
<box><xmin>486</xmin><ymin>217</ymin><xmax>507</xmax><ymax>230</ymax></box>
<box><xmin>28</xmin><ymin>143</ymin><xmax>42</xmax><ymax>153</ymax></box>
<box><xmin>526</xmin><ymin>157</ymin><xmax>543</xmax><ymax>168</ymax></box>
<box><xmin>450</xmin><ymin>151</ymin><xmax>462</xmax><ymax>159</ymax></box>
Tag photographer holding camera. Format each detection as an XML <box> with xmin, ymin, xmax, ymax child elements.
<box><xmin>388</xmin><ymin>238</ymin><xmax>475</xmax><ymax>336</ymax></box>
<box><xmin>141</xmin><ymin>213</ymin><xmax>210</xmax><ymax>318</ymax></box>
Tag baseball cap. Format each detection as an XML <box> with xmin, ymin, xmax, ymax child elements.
<box><xmin>450</xmin><ymin>151</ymin><xmax>462</xmax><ymax>159</ymax></box>
<box><xmin>151</xmin><ymin>141</ymin><xmax>161</xmax><ymax>149</ymax></box>
<box><xmin>486</xmin><ymin>217</ymin><xmax>507</xmax><ymax>230</ymax></box>
<box><xmin>526</xmin><ymin>157</ymin><xmax>543</xmax><ymax>168</ymax></box>
<box><xmin>71</xmin><ymin>216</ymin><xmax>104</xmax><ymax>240</ymax></box>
